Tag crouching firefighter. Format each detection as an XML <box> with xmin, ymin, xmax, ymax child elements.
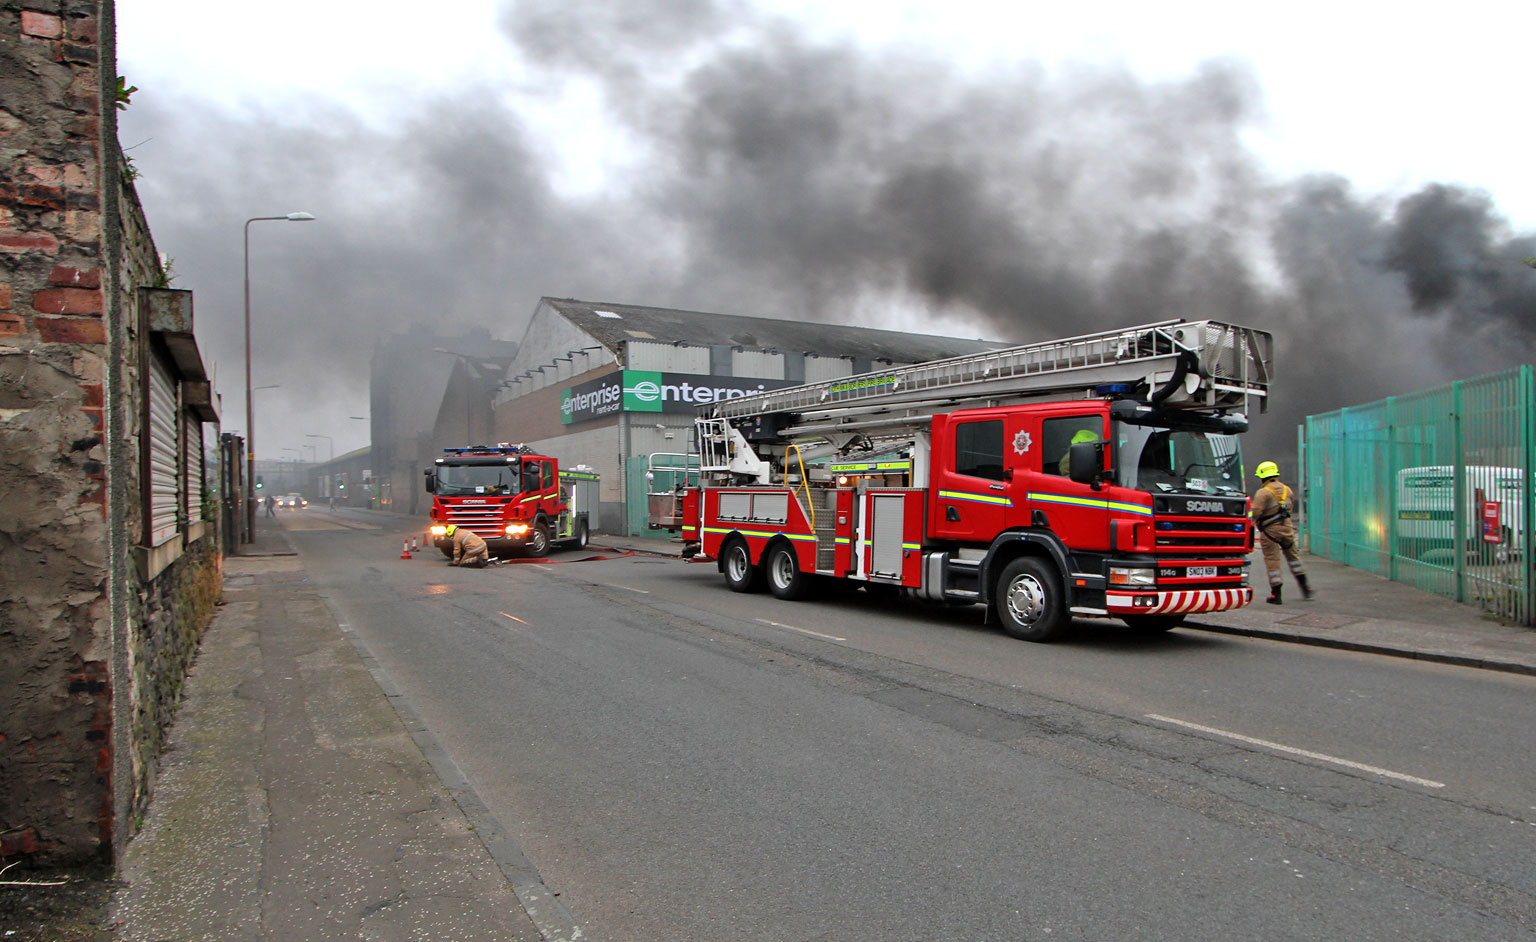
<box><xmin>443</xmin><ymin>524</ymin><xmax>490</xmax><ymax>568</ymax></box>
<box><xmin>1252</xmin><ymin>461</ymin><xmax>1313</xmax><ymax>604</ymax></box>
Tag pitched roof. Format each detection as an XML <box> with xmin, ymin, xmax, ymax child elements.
<box><xmin>540</xmin><ymin>297</ymin><xmax>1004</xmax><ymax>363</ymax></box>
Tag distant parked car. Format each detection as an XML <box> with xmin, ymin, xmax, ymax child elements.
<box><xmin>281</xmin><ymin>493</ymin><xmax>309</xmax><ymax>509</ymax></box>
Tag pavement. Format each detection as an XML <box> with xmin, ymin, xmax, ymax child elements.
<box><xmin>101</xmin><ymin>510</ymin><xmax>1536</xmax><ymax>940</ymax></box>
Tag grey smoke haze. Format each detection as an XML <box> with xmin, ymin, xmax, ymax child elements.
<box><xmin>119</xmin><ymin>0</ymin><xmax>1536</xmax><ymax>468</ymax></box>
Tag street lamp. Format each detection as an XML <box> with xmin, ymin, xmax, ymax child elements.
<box><xmin>244</xmin><ymin>211</ymin><xmax>315</xmax><ymax>540</ymax></box>
<box><xmin>306</xmin><ymin>433</ymin><xmax>334</xmax><ymax>463</ymax></box>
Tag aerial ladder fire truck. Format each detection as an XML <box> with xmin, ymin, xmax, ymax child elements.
<box><xmin>661</xmin><ymin>319</ymin><xmax>1273</xmax><ymax>641</ymax></box>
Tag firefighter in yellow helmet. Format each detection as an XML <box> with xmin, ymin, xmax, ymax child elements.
<box><xmin>1252</xmin><ymin>461</ymin><xmax>1312</xmax><ymax>604</ymax></box>
<box><xmin>443</xmin><ymin>524</ymin><xmax>491</xmax><ymax>568</ymax></box>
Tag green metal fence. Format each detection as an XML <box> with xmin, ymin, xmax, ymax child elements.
<box><xmin>1300</xmin><ymin>366</ymin><xmax>1535</xmax><ymax>624</ymax></box>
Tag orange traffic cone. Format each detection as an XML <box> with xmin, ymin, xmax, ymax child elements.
<box><xmin>411</xmin><ymin>535</ymin><xmax>419</xmax><ymax>552</ymax></box>
<box><xmin>400</xmin><ymin>540</ymin><xmax>413</xmax><ymax>560</ymax></box>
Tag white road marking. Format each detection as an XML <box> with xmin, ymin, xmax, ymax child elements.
<box><xmin>1146</xmin><ymin>714</ymin><xmax>1446</xmax><ymax>789</ymax></box>
<box><xmin>754</xmin><ymin>618</ymin><xmax>846</xmax><ymax>642</ymax></box>
<box><xmin>499</xmin><ymin>612</ymin><xmax>530</xmax><ymax>625</ymax></box>
<box><xmin>612</xmin><ymin>585</ymin><xmax>650</xmax><ymax>594</ymax></box>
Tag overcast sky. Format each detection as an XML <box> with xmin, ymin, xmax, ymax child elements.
<box><xmin>116</xmin><ymin>0</ymin><xmax>1536</xmax><ymax>467</ymax></box>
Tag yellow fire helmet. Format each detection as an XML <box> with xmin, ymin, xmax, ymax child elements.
<box><xmin>443</xmin><ymin>524</ymin><xmax>457</xmax><ymax>536</ymax></box>
<box><xmin>1071</xmin><ymin>429</ymin><xmax>1098</xmax><ymax>444</ymax></box>
<box><xmin>1254</xmin><ymin>461</ymin><xmax>1280</xmax><ymax>479</ymax></box>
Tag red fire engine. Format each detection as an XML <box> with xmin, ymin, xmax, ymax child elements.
<box><xmin>425</xmin><ymin>444</ymin><xmax>600</xmax><ymax>557</ymax></box>
<box><xmin>661</xmin><ymin>320</ymin><xmax>1272</xmax><ymax>641</ymax></box>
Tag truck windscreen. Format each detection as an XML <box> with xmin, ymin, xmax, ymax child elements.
<box><xmin>435</xmin><ymin>464</ymin><xmax>520</xmax><ymax>496</ymax></box>
<box><xmin>1115</xmin><ymin>426</ymin><xmax>1244</xmax><ymax>496</ymax></box>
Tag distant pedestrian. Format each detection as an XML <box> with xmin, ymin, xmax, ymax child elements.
<box><xmin>328</xmin><ymin>494</ymin><xmax>336</xmax><ymax>510</ymax></box>
<box><xmin>265</xmin><ymin>495</ymin><xmax>276</xmax><ymax>518</ymax></box>
<box><xmin>1252</xmin><ymin>461</ymin><xmax>1312</xmax><ymax>604</ymax></box>
<box><xmin>444</xmin><ymin>525</ymin><xmax>490</xmax><ymax>568</ymax></box>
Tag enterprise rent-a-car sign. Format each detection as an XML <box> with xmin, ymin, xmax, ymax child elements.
<box><xmin>562</xmin><ymin>371</ymin><xmax>799</xmax><ymax>424</ymax></box>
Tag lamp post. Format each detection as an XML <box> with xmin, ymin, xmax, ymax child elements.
<box><xmin>244</xmin><ymin>211</ymin><xmax>315</xmax><ymax>540</ymax></box>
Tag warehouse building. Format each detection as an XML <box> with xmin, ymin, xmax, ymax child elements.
<box><xmin>490</xmin><ymin>298</ymin><xmax>1004</xmax><ymax>537</ymax></box>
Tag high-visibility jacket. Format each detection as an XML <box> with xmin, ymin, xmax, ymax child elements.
<box><xmin>1252</xmin><ymin>480</ymin><xmax>1294</xmax><ymax>534</ymax></box>
<box><xmin>449</xmin><ymin>527</ymin><xmax>488</xmax><ymax>563</ymax></box>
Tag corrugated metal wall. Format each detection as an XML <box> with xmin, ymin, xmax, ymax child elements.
<box><xmin>731</xmin><ymin>349</ymin><xmax>784</xmax><ymax>378</ymax></box>
<box><xmin>627</xmin><ymin>341</ymin><xmax>711</xmax><ymax>373</ymax></box>
<box><xmin>805</xmin><ymin>354</ymin><xmax>856</xmax><ymax>382</ymax></box>
<box><xmin>1301</xmin><ymin>366</ymin><xmax>1534</xmax><ymax>624</ymax></box>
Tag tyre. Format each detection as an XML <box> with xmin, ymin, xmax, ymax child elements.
<box><xmin>993</xmin><ymin>557</ymin><xmax>1068</xmax><ymax>642</ymax></box>
<box><xmin>525</xmin><ymin>521</ymin><xmax>551</xmax><ymax>558</ymax></box>
<box><xmin>766</xmin><ymin>542</ymin><xmax>809</xmax><ymax>601</ymax></box>
<box><xmin>722</xmin><ymin>538</ymin><xmax>760</xmax><ymax>593</ymax></box>
<box><xmin>1120</xmin><ymin>614</ymin><xmax>1184</xmax><ymax>633</ymax></box>
<box><xmin>567</xmin><ymin>520</ymin><xmax>589</xmax><ymax>550</ymax></box>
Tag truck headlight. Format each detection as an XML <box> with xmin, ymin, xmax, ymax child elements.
<box><xmin>1109</xmin><ymin>566</ymin><xmax>1156</xmax><ymax>587</ymax></box>
<box><xmin>506</xmin><ymin>523</ymin><xmax>530</xmax><ymax>536</ymax></box>
<box><xmin>429</xmin><ymin>525</ymin><xmax>447</xmax><ymax>537</ymax></box>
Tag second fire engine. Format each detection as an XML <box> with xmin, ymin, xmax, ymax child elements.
<box><xmin>659</xmin><ymin>319</ymin><xmax>1273</xmax><ymax>641</ymax></box>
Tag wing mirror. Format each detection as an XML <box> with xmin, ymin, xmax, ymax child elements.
<box><xmin>1068</xmin><ymin>441</ymin><xmax>1108</xmax><ymax>490</ymax></box>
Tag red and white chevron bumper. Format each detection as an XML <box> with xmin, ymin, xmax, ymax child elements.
<box><xmin>1106</xmin><ymin>587</ymin><xmax>1251</xmax><ymax>615</ymax></box>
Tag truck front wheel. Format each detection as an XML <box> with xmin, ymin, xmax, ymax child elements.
<box><xmin>994</xmin><ymin>557</ymin><xmax>1068</xmax><ymax>642</ymax></box>
<box><xmin>525</xmin><ymin>522</ymin><xmax>551</xmax><ymax>558</ymax></box>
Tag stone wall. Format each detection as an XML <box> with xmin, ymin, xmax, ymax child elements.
<box><xmin>125</xmin><ymin>535</ymin><xmax>223</xmax><ymax>823</ymax></box>
<box><xmin>0</xmin><ymin>0</ymin><xmax>116</xmax><ymax>863</ymax></box>
<box><xmin>0</xmin><ymin>0</ymin><xmax>223</xmax><ymax>865</ymax></box>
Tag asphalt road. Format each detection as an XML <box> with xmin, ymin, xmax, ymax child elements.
<box><xmin>287</xmin><ymin>510</ymin><xmax>1536</xmax><ymax>941</ymax></box>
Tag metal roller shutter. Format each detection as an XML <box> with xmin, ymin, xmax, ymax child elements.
<box><xmin>185</xmin><ymin>418</ymin><xmax>203</xmax><ymax>524</ymax></box>
<box><xmin>149</xmin><ymin>356</ymin><xmax>181</xmax><ymax>546</ymax></box>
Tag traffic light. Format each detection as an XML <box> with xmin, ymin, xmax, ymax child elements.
<box><xmin>338</xmin><ymin>483</ymin><xmax>345</xmax><ymax>490</ymax></box>
<box><xmin>256</xmin><ymin>477</ymin><xmax>264</xmax><ymax>490</ymax></box>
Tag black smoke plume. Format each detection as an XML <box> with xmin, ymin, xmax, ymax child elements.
<box><xmin>118</xmin><ymin>0</ymin><xmax>1536</xmax><ymax>468</ymax></box>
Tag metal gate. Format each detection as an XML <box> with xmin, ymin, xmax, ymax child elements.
<box><xmin>1301</xmin><ymin>366</ymin><xmax>1534</xmax><ymax>624</ymax></box>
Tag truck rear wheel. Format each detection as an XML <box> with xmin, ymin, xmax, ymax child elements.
<box><xmin>766</xmin><ymin>543</ymin><xmax>809</xmax><ymax>601</ymax></box>
<box><xmin>567</xmin><ymin>520</ymin><xmax>589</xmax><ymax>550</ymax></box>
<box><xmin>722</xmin><ymin>538</ymin><xmax>760</xmax><ymax>593</ymax></box>
<box><xmin>994</xmin><ymin>557</ymin><xmax>1068</xmax><ymax>642</ymax></box>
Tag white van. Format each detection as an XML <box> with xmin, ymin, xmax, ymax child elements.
<box><xmin>1395</xmin><ymin>465</ymin><xmax>1525</xmax><ymax>559</ymax></box>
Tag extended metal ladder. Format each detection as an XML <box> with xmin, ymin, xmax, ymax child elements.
<box><xmin>705</xmin><ymin>320</ymin><xmax>1272</xmax><ymax>436</ymax></box>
